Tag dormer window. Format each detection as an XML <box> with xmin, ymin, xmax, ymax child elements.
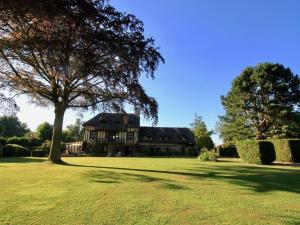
<box><xmin>159</xmin><ymin>136</ymin><xmax>169</xmax><ymax>141</ymax></box>
<box><xmin>177</xmin><ymin>136</ymin><xmax>186</xmax><ymax>141</ymax></box>
<box><xmin>143</xmin><ymin>135</ymin><xmax>152</xmax><ymax>141</ymax></box>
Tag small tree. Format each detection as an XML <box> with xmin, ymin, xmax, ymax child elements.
<box><xmin>36</xmin><ymin>122</ymin><xmax>54</xmax><ymax>142</ymax></box>
<box><xmin>0</xmin><ymin>0</ymin><xmax>164</xmax><ymax>163</ymax></box>
<box><xmin>220</xmin><ymin>63</ymin><xmax>300</xmax><ymax>140</ymax></box>
<box><xmin>62</xmin><ymin>118</ymin><xmax>83</xmax><ymax>142</ymax></box>
<box><xmin>191</xmin><ymin>115</ymin><xmax>214</xmax><ymax>150</ymax></box>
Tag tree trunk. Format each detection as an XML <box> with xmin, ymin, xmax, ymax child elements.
<box><xmin>48</xmin><ymin>105</ymin><xmax>66</xmax><ymax>164</ymax></box>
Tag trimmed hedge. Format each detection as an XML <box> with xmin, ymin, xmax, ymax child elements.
<box><xmin>236</xmin><ymin>140</ymin><xmax>275</xmax><ymax>165</ymax></box>
<box><xmin>2</xmin><ymin>144</ymin><xmax>30</xmax><ymax>157</ymax></box>
<box><xmin>216</xmin><ymin>143</ymin><xmax>238</xmax><ymax>157</ymax></box>
<box><xmin>271</xmin><ymin>139</ymin><xmax>300</xmax><ymax>163</ymax></box>
<box><xmin>7</xmin><ymin>136</ymin><xmax>31</xmax><ymax>147</ymax></box>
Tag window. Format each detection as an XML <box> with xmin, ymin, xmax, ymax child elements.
<box><xmin>177</xmin><ymin>136</ymin><xmax>186</xmax><ymax>141</ymax></box>
<box><xmin>90</xmin><ymin>131</ymin><xmax>97</xmax><ymax>140</ymax></box>
<box><xmin>127</xmin><ymin>132</ymin><xmax>134</xmax><ymax>141</ymax></box>
<box><xmin>159</xmin><ymin>136</ymin><xmax>169</xmax><ymax>142</ymax></box>
<box><xmin>143</xmin><ymin>135</ymin><xmax>152</xmax><ymax>141</ymax></box>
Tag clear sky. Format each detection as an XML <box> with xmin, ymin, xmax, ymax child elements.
<box><xmin>15</xmin><ymin>0</ymin><xmax>300</xmax><ymax>144</ymax></box>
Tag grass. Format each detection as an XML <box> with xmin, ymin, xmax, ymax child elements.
<box><xmin>0</xmin><ymin>157</ymin><xmax>300</xmax><ymax>225</ymax></box>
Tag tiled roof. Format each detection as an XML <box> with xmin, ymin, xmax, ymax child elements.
<box><xmin>82</xmin><ymin>113</ymin><xmax>140</xmax><ymax>130</ymax></box>
<box><xmin>139</xmin><ymin>127</ymin><xmax>196</xmax><ymax>145</ymax></box>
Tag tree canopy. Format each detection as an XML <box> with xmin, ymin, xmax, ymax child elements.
<box><xmin>0</xmin><ymin>0</ymin><xmax>164</xmax><ymax>163</ymax></box>
<box><xmin>0</xmin><ymin>115</ymin><xmax>30</xmax><ymax>137</ymax></box>
<box><xmin>36</xmin><ymin>122</ymin><xmax>53</xmax><ymax>141</ymax></box>
<box><xmin>62</xmin><ymin>118</ymin><xmax>83</xmax><ymax>142</ymax></box>
<box><xmin>190</xmin><ymin>115</ymin><xmax>214</xmax><ymax>150</ymax></box>
<box><xmin>219</xmin><ymin>63</ymin><xmax>300</xmax><ymax>141</ymax></box>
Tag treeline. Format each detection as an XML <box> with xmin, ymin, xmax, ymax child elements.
<box><xmin>0</xmin><ymin>116</ymin><xmax>83</xmax><ymax>157</ymax></box>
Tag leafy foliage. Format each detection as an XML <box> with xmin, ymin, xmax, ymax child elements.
<box><xmin>236</xmin><ymin>140</ymin><xmax>275</xmax><ymax>165</ymax></box>
<box><xmin>2</xmin><ymin>144</ymin><xmax>30</xmax><ymax>157</ymax></box>
<box><xmin>271</xmin><ymin>139</ymin><xmax>300</xmax><ymax>163</ymax></box>
<box><xmin>62</xmin><ymin>119</ymin><xmax>83</xmax><ymax>142</ymax></box>
<box><xmin>0</xmin><ymin>116</ymin><xmax>30</xmax><ymax>137</ymax></box>
<box><xmin>191</xmin><ymin>115</ymin><xmax>214</xmax><ymax>150</ymax></box>
<box><xmin>0</xmin><ymin>0</ymin><xmax>164</xmax><ymax>162</ymax></box>
<box><xmin>219</xmin><ymin>63</ymin><xmax>300</xmax><ymax>141</ymax></box>
<box><xmin>36</xmin><ymin>122</ymin><xmax>53</xmax><ymax>141</ymax></box>
<box><xmin>198</xmin><ymin>149</ymin><xmax>217</xmax><ymax>162</ymax></box>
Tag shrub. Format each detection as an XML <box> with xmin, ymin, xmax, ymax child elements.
<box><xmin>85</xmin><ymin>142</ymin><xmax>106</xmax><ymax>156</ymax></box>
<box><xmin>271</xmin><ymin>139</ymin><xmax>300</xmax><ymax>163</ymax></box>
<box><xmin>216</xmin><ymin>143</ymin><xmax>238</xmax><ymax>157</ymax></box>
<box><xmin>0</xmin><ymin>137</ymin><xmax>7</xmax><ymax>146</ymax></box>
<box><xmin>236</xmin><ymin>140</ymin><xmax>275</xmax><ymax>165</ymax></box>
<box><xmin>184</xmin><ymin>146</ymin><xmax>198</xmax><ymax>156</ymax></box>
<box><xmin>198</xmin><ymin>149</ymin><xmax>217</xmax><ymax>162</ymax></box>
<box><xmin>7</xmin><ymin>136</ymin><xmax>31</xmax><ymax>148</ymax></box>
<box><xmin>31</xmin><ymin>149</ymin><xmax>48</xmax><ymax>157</ymax></box>
<box><xmin>0</xmin><ymin>147</ymin><xmax>3</xmax><ymax>157</ymax></box>
<box><xmin>2</xmin><ymin>144</ymin><xmax>30</xmax><ymax>157</ymax></box>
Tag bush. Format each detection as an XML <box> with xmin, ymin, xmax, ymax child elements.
<box><xmin>31</xmin><ymin>149</ymin><xmax>48</xmax><ymax>157</ymax></box>
<box><xmin>236</xmin><ymin>140</ymin><xmax>275</xmax><ymax>165</ymax></box>
<box><xmin>2</xmin><ymin>144</ymin><xmax>30</xmax><ymax>157</ymax></box>
<box><xmin>271</xmin><ymin>139</ymin><xmax>300</xmax><ymax>163</ymax></box>
<box><xmin>198</xmin><ymin>149</ymin><xmax>217</xmax><ymax>162</ymax></box>
<box><xmin>84</xmin><ymin>142</ymin><xmax>106</xmax><ymax>156</ymax></box>
<box><xmin>7</xmin><ymin>136</ymin><xmax>31</xmax><ymax>148</ymax></box>
<box><xmin>184</xmin><ymin>146</ymin><xmax>198</xmax><ymax>156</ymax></box>
<box><xmin>0</xmin><ymin>137</ymin><xmax>7</xmax><ymax>146</ymax></box>
<box><xmin>0</xmin><ymin>147</ymin><xmax>3</xmax><ymax>157</ymax></box>
<box><xmin>216</xmin><ymin>143</ymin><xmax>238</xmax><ymax>157</ymax></box>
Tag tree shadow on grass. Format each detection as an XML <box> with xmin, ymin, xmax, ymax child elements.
<box><xmin>82</xmin><ymin>169</ymin><xmax>188</xmax><ymax>190</ymax></box>
<box><xmin>67</xmin><ymin>163</ymin><xmax>300</xmax><ymax>194</ymax></box>
<box><xmin>0</xmin><ymin>157</ymin><xmax>46</xmax><ymax>163</ymax></box>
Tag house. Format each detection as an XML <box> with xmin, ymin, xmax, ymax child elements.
<box><xmin>82</xmin><ymin>112</ymin><xmax>196</xmax><ymax>155</ymax></box>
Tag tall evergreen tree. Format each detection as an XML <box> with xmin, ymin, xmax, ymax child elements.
<box><xmin>219</xmin><ymin>63</ymin><xmax>300</xmax><ymax>141</ymax></box>
<box><xmin>191</xmin><ymin>115</ymin><xmax>214</xmax><ymax>150</ymax></box>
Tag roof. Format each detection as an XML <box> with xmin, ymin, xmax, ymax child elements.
<box><xmin>139</xmin><ymin>127</ymin><xmax>196</xmax><ymax>145</ymax></box>
<box><xmin>82</xmin><ymin>113</ymin><xmax>140</xmax><ymax>130</ymax></box>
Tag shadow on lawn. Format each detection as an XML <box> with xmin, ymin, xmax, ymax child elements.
<box><xmin>67</xmin><ymin>163</ymin><xmax>300</xmax><ymax>194</ymax></box>
<box><xmin>82</xmin><ymin>169</ymin><xmax>187</xmax><ymax>190</ymax></box>
<box><xmin>0</xmin><ymin>157</ymin><xmax>46</xmax><ymax>163</ymax></box>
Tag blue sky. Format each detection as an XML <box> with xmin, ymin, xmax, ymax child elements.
<box><xmin>16</xmin><ymin>0</ymin><xmax>300</xmax><ymax>144</ymax></box>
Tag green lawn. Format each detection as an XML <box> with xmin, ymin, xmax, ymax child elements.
<box><xmin>0</xmin><ymin>157</ymin><xmax>300</xmax><ymax>225</ymax></box>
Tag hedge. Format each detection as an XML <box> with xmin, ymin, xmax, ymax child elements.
<box><xmin>271</xmin><ymin>139</ymin><xmax>300</xmax><ymax>163</ymax></box>
<box><xmin>2</xmin><ymin>144</ymin><xmax>30</xmax><ymax>157</ymax></box>
<box><xmin>0</xmin><ymin>137</ymin><xmax>7</xmax><ymax>146</ymax></box>
<box><xmin>7</xmin><ymin>136</ymin><xmax>32</xmax><ymax>148</ymax></box>
<box><xmin>216</xmin><ymin>143</ymin><xmax>238</xmax><ymax>157</ymax></box>
<box><xmin>236</xmin><ymin>140</ymin><xmax>275</xmax><ymax>165</ymax></box>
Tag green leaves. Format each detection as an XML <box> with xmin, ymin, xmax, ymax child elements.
<box><xmin>219</xmin><ymin>63</ymin><xmax>300</xmax><ymax>141</ymax></box>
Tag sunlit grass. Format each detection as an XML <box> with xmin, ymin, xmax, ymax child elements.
<box><xmin>0</xmin><ymin>157</ymin><xmax>299</xmax><ymax>225</ymax></box>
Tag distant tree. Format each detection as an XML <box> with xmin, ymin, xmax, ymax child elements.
<box><xmin>191</xmin><ymin>115</ymin><xmax>214</xmax><ymax>150</ymax></box>
<box><xmin>36</xmin><ymin>122</ymin><xmax>53</xmax><ymax>142</ymax></box>
<box><xmin>220</xmin><ymin>63</ymin><xmax>300</xmax><ymax>140</ymax></box>
<box><xmin>62</xmin><ymin>119</ymin><xmax>83</xmax><ymax>142</ymax></box>
<box><xmin>0</xmin><ymin>0</ymin><xmax>164</xmax><ymax>163</ymax></box>
<box><xmin>0</xmin><ymin>115</ymin><xmax>30</xmax><ymax>137</ymax></box>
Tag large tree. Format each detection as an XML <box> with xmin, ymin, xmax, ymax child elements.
<box><xmin>62</xmin><ymin>118</ymin><xmax>83</xmax><ymax>142</ymax></box>
<box><xmin>0</xmin><ymin>0</ymin><xmax>164</xmax><ymax>163</ymax></box>
<box><xmin>219</xmin><ymin>63</ymin><xmax>300</xmax><ymax>141</ymax></box>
